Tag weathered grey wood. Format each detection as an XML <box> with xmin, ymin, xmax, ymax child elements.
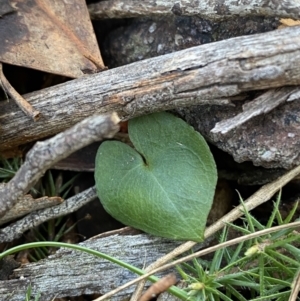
<box><xmin>1</xmin><ymin>26</ymin><xmax>300</xmax><ymax>152</ymax></box>
<box><xmin>0</xmin><ymin>231</ymin><xmax>187</xmax><ymax>301</ymax></box>
<box><xmin>211</xmin><ymin>87</ymin><xmax>298</xmax><ymax>134</ymax></box>
<box><xmin>0</xmin><ymin>187</ymin><xmax>97</xmax><ymax>243</ymax></box>
<box><xmin>0</xmin><ymin>192</ymin><xmax>62</xmax><ymax>226</ymax></box>
<box><xmin>88</xmin><ymin>0</ymin><xmax>300</xmax><ymax>20</ymax></box>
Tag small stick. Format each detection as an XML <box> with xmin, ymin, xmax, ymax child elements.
<box><xmin>0</xmin><ymin>63</ymin><xmax>40</xmax><ymax>121</ymax></box>
<box><xmin>0</xmin><ymin>192</ymin><xmax>62</xmax><ymax>226</ymax></box>
<box><xmin>0</xmin><ymin>113</ymin><xmax>120</xmax><ymax>218</ymax></box>
<box><xmin>0</xmin><ymin>187</ymin><xmax>97</xmax><ymax>243</ymax></box>
<box><xmin>289</xmin><ymin>268</ymin><xmax>300</xmax><ymax>301</ymax></box>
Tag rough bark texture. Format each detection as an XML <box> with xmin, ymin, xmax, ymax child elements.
<box><xmin>0</xmin><ymin>230</ymin><xmax>188</xmax><ymax>301</ymax></box>
<box><xmin>88</xmin><ymin>0</ymin><xmax>300</xmax><ymax>20</ymax></box>
<box><xmin>1</xmin><ymin>26</ymin><xmax>300</xmax><ymax>169</ymax></box>
<box><xmin>0</xmin><ymin>187</ymin><xmax>97</xmax><ymax>243</ymax></box>
<box><xmin>101</xmin><ymin>15</ymin><xmax>300</xmax><ymax>169</ymax></box>
<box><xmin>211</xmin><ymin>87</ymin><xmax>299</xmax><ymax>134</ymax></box>
<box><xmin>176</xmin><ymin>95</ymin><xmax>300</xmax><ymax>169</ymax></box>
<box><xmin>0</xmin><ymin>113</ymin><xmax>119</xmax><ymax>217</ymax></box>
<box><xmin>0</xmin><ymin>192</ymin><xmax>62</xmax><ymax>226</ymax></box>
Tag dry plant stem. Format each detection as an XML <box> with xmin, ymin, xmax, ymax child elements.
<box><xmin>0</xmin><ymin>186</ymin><xmax>97</xmax><ymax>243</ymax></box>
<box><xmin>97</xmin><ymin>164</ymin><xmax>300</xmax><ymax>301</ymax></box>
<box><xmin>130</xmin><ymin>221</ymin><xmax>300</xmax><ymax>282</ymax></box>
<box><xmin>0</xmin><ymin>63</ymin><xmax>40</xmax><ymax>121</ymax></box>
<box><xmin>88</xmin><ymin>0</ymin><xmax>300</xmax><ymax>20</ymax></box>
<box><xmin>0</xmin><ymin>113</ymin><xmax>120</xmax><ymax>218</ymax></box>
<box><xmin>94</xmin><ymin>221</ymin><xmax>300</xmax><ymax>301</ymax></box>
<box><xmin>1</xmin><ymin>26</ymin><xmax>300</xmax><ymax>152</ymax></box>
<box><xmin>289</xmin><ymin>269</ymin><xmax>300</xmax><ymax>301</ymax></box>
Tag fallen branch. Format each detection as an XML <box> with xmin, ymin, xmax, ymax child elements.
<box><xmin>88</xmin><ymin>0</ymin><xmax>300</xmax><ymax>20</ymax></box>
<box><xmin>1</xmin><ymin>26</ymin><xmax>300</xmax><ymax>152</ymax></box>
<box><xmin>0</xmin><ymin>113</ymin><xmax>120</xmax><ymax>217</ymax></box>
<box><xmin>0</xmin><ymin>63</ymin><xmax>40</xmax><ymax>121</ymax></box>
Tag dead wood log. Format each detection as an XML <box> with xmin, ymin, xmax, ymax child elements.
<box><xmin>1</xmin><ymin>26</ymin><xmax>300</xmax><ymax>153</ymax></box>
<box><xmin>88</xmin><ymin>0</ymin><xmax>300</xmax><ymax>20</ymax></box>
<box><xmin>0</xmin><ymin>229</ymin><xmax>187</xmax><ymax>301</ymax></box>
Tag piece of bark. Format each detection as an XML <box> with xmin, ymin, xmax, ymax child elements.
<box><xmin>88</xmin><ymin>0</ymin><xmax>300</xmax><ymax>20</ymax></box>
<box><xmin>1</xmin><ymin>26</ymin><xmax>300</xmax><ymax>154</ymax></box>
<box><xmin>0</xmin><ymin>113</ymin><xmax>120</xmax><ymax>218</ymax></box>
<box><xmin>0</xmin><ymin>186</ymin><xmax>97</xmax><ymax>243</ymax></box>
<box><xmin>0</xmin><ymin>230</ymin><xmax>186</xmax><ymax>301</ymax></box>
<box><xmin>0</xmin><ymin>193</ymin><xmax>62</xmax><ymax>226</ymax></box>
<box><xmin>177</xmin><ymin>94</ymin><xmax>300</xmax><ymax>169</ymax></box>
<box><xmin>211</xmin><ymin>87</ymin><xmax>298</xmax><ymax>134</ymax></box>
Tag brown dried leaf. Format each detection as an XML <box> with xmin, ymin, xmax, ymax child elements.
<box><xmin>0</xmin><ymin>0</ymin><xmax>104</xmax><ymax>78</ymax></box>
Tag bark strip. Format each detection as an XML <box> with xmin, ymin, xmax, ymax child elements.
<box><xmin>0</xmin><ymin>187</ymin><xmax>97</xmax><ymax>242</ymax></box>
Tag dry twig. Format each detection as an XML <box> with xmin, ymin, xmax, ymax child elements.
<box><xmin>0</xmin><ymin>63</ymin><xmax>40</xmax><ymax>121</ymax></box>
<box><xmin>289</xmin><ymin>269</ymin><xmax>300</xmax><ymax>301</ymax></box>
<box><xmin>211</xmin><ymin>87</ymin><xmax>298</xmax><ymax>134</ymax></box>
<box><xmin>0</xmin><ymin>113</ymin><xmax>120</xmax><ymax>218</ymax></box>
<box><xmin>0</xmin><ymin>186</ymin><xmax>97</xmax><ymax>243</ymax></box>
<box><xmin>0</xmin><ymin>192</ymin><xmax>62</xmax><ymax>226</ymax></box>
<box><xmin>1</xmin><ymin>26</ymin><xmax>300</xmax><ymax>152</ymax></box>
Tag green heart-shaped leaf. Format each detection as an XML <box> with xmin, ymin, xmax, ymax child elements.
<box><xmin>95</xmin><ymin>112</ymin><xmax>217</xmax><ymax>241</ymax></box>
